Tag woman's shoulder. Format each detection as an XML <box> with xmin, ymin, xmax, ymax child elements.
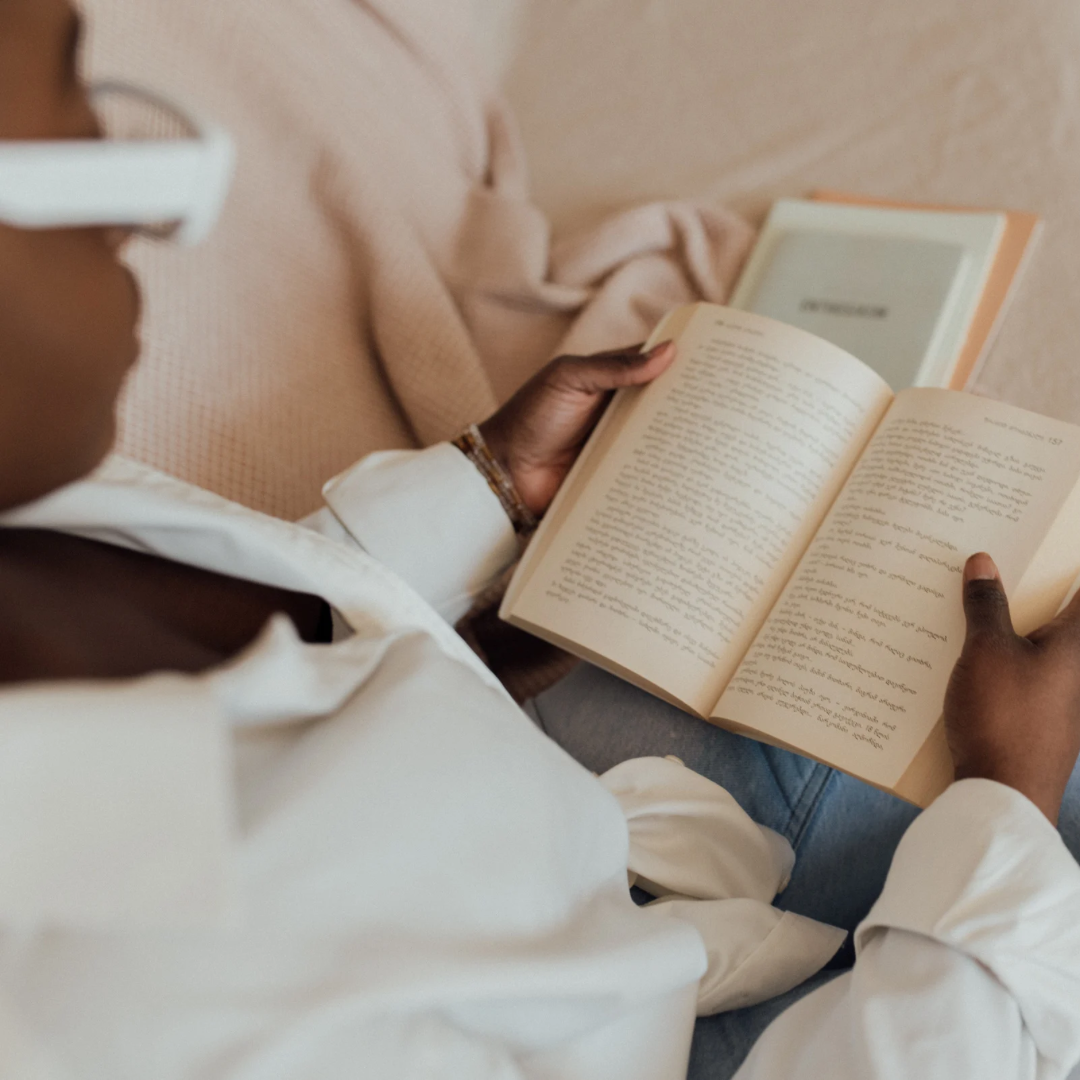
<box><xmin>0</xmin><ymin>455</ymin><xmax>503</xmax><ymax>681</ymax></box>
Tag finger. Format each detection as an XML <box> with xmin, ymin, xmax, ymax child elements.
<box><xmin>554</xmin><ymin>341</ymin><xmax>676</xmax><ymax>395</ymax></box>
<box><xmin>586</xmin><ymin>342</ymin><xmax>648</xmax><ymax>359</ymax></box>
<box><xmin>961</xmin><ymin>552</ymin><xmax>1015</xmax><ymax>643</ymax></box>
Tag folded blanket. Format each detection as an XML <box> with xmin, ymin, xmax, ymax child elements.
<box><xmin>85</xmin><ymin>0</ymin><xmax>753</xmax><ymax>520</ymax></box>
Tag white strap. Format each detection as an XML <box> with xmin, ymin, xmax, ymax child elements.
<box><xmin>0</xmin><ymin>83</ymin><xmax>234</xmax><ymax>244</ymax></box>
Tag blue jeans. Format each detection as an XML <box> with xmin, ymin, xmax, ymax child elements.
<box><xmin>527</xmin><ymin>662</ymin><xmax>1080</xmax><ymax>1080</ymax></box>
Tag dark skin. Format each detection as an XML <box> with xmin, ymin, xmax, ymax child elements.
<box><xmin>5</xmin><ymin>1</ymin><xmax>1080</xmax><ymax>825</ymax></box>
<box><xmin>0</xmin><ymin>0</ymin><xmax>676</xmax><ymax>683</ymax></box>
<box><xmin>945</xmin><ymin>552</ymin><xmax>1080</xmax><ymax>824</ymax></box>
<box><xmin>0</xmin><ymin>529</ymin><xmax>331</xmax><ymax>681</ymax></box>
<box><xmin>0</xmin><ymin>2</ymin><xmax>329</xmax><ymax>677</ymax></box>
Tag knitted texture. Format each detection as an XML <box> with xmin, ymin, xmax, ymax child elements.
<box><xmin>84</xmin><ymin>0</ymin><xmax>753</xmax><ymax>520</ymax></box>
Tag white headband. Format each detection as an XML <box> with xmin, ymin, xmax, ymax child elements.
<box><xmin>0</xmin><ymin>82</ymin><xmax>234</xmax><ymax>245</ymax></box>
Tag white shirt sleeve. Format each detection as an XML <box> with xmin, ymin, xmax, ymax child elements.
<box><xmin>309</xmin><ymin>444</ymin><xmax>518</xmax><ymax>623</ymax></box>
<box><xmin>735</xmin><ymin>779</ymin><xmax>1080</xmax><ymax>1080</ymax></box>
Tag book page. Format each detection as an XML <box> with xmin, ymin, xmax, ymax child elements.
<box><xmin>503</xmin><ymin>305</ymin><xmax>892</xmax><ymax>716</ymax></box>
<box><xmin>717</xmin><ymin>389</ymin><xmax>1080</xmax><ymax>787</ymax></box>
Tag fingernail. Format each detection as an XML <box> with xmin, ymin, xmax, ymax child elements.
<box><xmin>965</xmin><ymin>552</ymin><xmax>999</xmax><ymax>582</ymax></box>
<box><xmin>646</xmin><ymin>340</ymin><xmax>674</xmax><ymax>359</ymax></box>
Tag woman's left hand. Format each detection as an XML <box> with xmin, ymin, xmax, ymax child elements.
<box><xmin>478</xmin><ymin>340</ymin><xmax>676</xmax><ymax>517</ymax></box>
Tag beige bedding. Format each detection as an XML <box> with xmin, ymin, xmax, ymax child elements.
<box><xmin>488</xmin><ymin>0</ymin><xmax>1080</xmax><ymax>426</ymax></box>
<box><xmin>84</xmin><ymin>0</ymin><xmax>1080</xmax><ymax>519</ymax></box>
<box><xmin>83</xmin><ymin>0</ymin><xmax>749</xmax><ymax>520</ymax></box>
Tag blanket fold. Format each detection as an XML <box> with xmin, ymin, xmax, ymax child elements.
<box><xmin>86</xmin><ymin>0</ymin><xmax>753</xmax><ymax>520</ymax></box>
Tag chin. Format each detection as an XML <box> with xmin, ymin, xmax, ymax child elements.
<box><xmin>1</xmin><ymin>416</ymin><xmax>118</xmax><ymax>513</ymax></box>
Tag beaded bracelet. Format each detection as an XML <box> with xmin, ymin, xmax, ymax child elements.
<box><xmin>452</xmin><ymin>423</ymin><xmax>539</xmax><ymax>536</ymax></box>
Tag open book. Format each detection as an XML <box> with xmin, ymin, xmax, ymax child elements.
<box><xmin>501</xmin><ymin>304</ymin><xmax>1080</xmax><ymax>806</ymax></box>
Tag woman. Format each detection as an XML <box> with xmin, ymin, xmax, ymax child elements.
<box><xmin>2</xmin><ymin>2</ymin><xmax>1080</xmax><ymax>1078</ymax></box>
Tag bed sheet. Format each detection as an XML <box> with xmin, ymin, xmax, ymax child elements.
<box><xmin>478</xmin><ymin>0</ymin><xmax>1080</xmax><ymax>425</ymax></box>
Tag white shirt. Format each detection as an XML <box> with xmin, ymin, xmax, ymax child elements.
<box><xmin>0</xmin><ymin>448</ymin><xmax>1078</xmax><ymax>1079</ymax></box>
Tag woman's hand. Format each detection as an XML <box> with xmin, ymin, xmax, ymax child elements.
<box><xmin>478</xmin><ymin>341</ymin><xmax>676</xmax><ymax>517</ymax></box>
<box><xmin>944</xmin><ymin>552</ymin><xmax>1080</xmax><ymax>823</ymax></box>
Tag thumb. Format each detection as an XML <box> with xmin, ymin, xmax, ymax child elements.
<box><xmin>555</xmin><ymin>340</ymin><xmax>676</xmax><ymax>395</ymax></box>
<box><xmin>961</xmin><ymin>552</ymin><xmax>1014</xmax><ymax>643</ymax></box>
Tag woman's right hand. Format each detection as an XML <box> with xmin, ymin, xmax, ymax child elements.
<box><xmin>477</xmin><ymin>341</ymin><xmax>676</xmax><ymax>519</ymax></box>
<box><xmin>943</xmin><ymin>552</ymin><xmax>1080</xmax><ymax>823</ymax></box>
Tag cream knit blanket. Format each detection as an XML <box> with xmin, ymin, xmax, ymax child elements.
<box><xmin>85</xmin><ymin>0</ymin><xmax>753</xmax><ymax>520</ymax></box>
